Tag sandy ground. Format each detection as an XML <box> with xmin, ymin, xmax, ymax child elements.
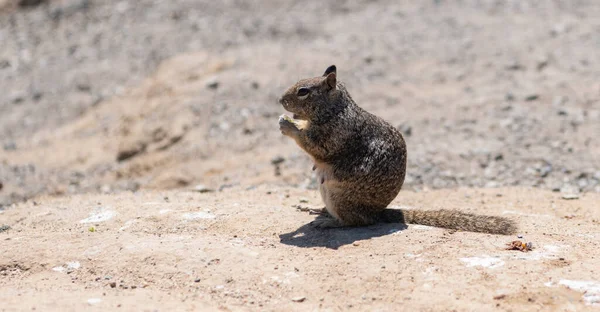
<box><xmin>1</xmin><ymin>187</ymin><xmax>600</xmax><ymax>311</ymax></box>
<box><xmin>1</xmin><ymin>0</ymin><xmax>600</xmax><ymax>311</ymax></box>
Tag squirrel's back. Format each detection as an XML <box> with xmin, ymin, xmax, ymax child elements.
<box><xmin>325</xmin><ymin>103</ymin><xmax>407</xmax><ymax>208</ymax></box>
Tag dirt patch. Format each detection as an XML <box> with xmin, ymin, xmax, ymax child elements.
<box><xmin>1</xmin><ymin>187</ymin><xmax>599</xmax><ymax>310</ymax></box>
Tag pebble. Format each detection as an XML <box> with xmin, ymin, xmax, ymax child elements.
<box><xmin>271</xmin><ymin>156</ymin><xmax>285</xmax><ymax>165</ymax></box>
<box><xmin>524</xmin><ymin>94</ymin><xmax>539</xmax><ymax>101</ymax></box>
<box><xmin>397</xmin><ymin>124</ymin><xmax>412</xmax><ymax>137</ymax></box>
<box><xmin>0</xmin><ymin>59</ymin><xmax>10</xmax><ymax>69</ymax></box>
<box><xmin>560</xmin><ymin>184</ymin><xmax>580</xmax><ymax>200</ymax></box>
<box><xmin>10</xmin><ymin>92</ymin><xmax>25</xmax><ymax>104</ymax></box>
<box><xmin>0</xmin><ymin>225</ymin><xmax>10</xmax><ymax>233</ymax></box>
<box><xmin>206</xmin><ymin>79</ymin><xmax>219</xmax><ymax>89</ymax></box>
<box><xmin>291</xmin><ymin>296</ymin><xmax>306</xmax><ymax>303</ymax></box>
<box><xmin>505</xmin><ymin>61</ymin><xmax>524</xmax><ymax>71</ymax></box>
<box><xmin>539</xmin><ymin>165</ymin><xmax>552</xmax><ymax>178</ymax></box>
<box><xmin>193</xmin><ymin>184</ymin><xmax>214</xmax><ymax>193</ymax></box>
<box><xmin>561</xmin><ymin>193</ymin><xmax>579</xmax><ymax>200</ymax></box>
<box><xmin>536</xmin><ymin>58</ymin><xmax>549</xmax><ymax>71</ymax></box>
<box><xmin>116</xmin><ymin>140</ymin><xmax>147</xmax><ymax>162</ymax></box>
<box><xmin>87</xmin><ymin>298</ymin><xmax>102</xmax><ymax>305</ymax></box>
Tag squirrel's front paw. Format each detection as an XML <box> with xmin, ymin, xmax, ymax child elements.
<box><xmin>279</xmin><ymin>114</ymin><xmax>299</xmax><ymax>136</ymax></box>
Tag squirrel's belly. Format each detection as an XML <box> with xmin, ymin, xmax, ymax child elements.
<box><xmin>313</xmin><ymin>161</ymin><xmax>333</xmax><ymax>183</ymax></box>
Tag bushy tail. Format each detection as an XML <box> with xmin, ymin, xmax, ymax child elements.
<box><xmin>380</xmin><ymin>208</ymin><xmax>517</xmax><ymax>235</ymax></box>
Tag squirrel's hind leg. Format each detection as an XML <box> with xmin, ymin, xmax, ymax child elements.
<box><xmin>334</xmin><ymin>204</ymin><xmax>379</xmax><ymax>227</ymax></box>
<box><xmin>310</xmin><ymin>217</ymin><xmax>344</xmax><ymax>229</ymax></box>
<box><xmin>318</xmin><ymin>183</ymin><xmax>379</xmax><ymax>227</ymax></box>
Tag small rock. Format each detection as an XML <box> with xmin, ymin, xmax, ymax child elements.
<box><xmin>560</xmin><ymin>184</ymin><xmax>580</xmax><ymax>200</ymax></box>
<box><xmin>505</xmin><ymin>93</ymin><xmax>515</xmax><ymax>101</ymax></box>
<box><xmin>577</xmin><ymin>178</ymin><xmax>588</xmax><ymax>189</ymax></box>
<box><xmin>218</xmin><ymin>183</ymin><xmax>235</xmax><ymax>191</ymax></box>
<box><xmin>193</xmin><ymin>184</ymin><xmax>214</xmax><ymax>193</ymax></box>
<box><xmin>271</xmin><ymin>156</ymin><xmax>285</xmax><ymax>165</ymax></box>
<box><xmin>524</xmin><ymin>94</ymin><xmax>539</xmax><ymax>101</ymax></box>
<box><xmin>194</xmin><ymin>278</ymin><xmax>201</xmax><ymax>283</ymax></box>
<box><xmin>206</xmin><ymin>79</ymin><xmax>219</xmax><ymax>89</ymax></box>
<box><xmin>552</xmin><ymin>95</ymin><xmax>568</xmax><ymax>107</ymax></box>
<box><xmin>10</xmin><ymin>92</ymin><xmax>25</xmax><ymax>104</ymax></box>
<box><xmin>397</xmin><ymin>124</ymin><xmax>412</xmax><ymax>137</ymax></box>
<box><xmin>72</xmin><ymin>73</ymin><xmax>92</xmax><ymax>92</ymax></box>
<box><xmin>109</xmin><ymin>282</ymin><xmax>116</xmax><ymax>288</ymax></box>
<box><xmin>116</xmin><ymin>139</ymin><xmax>147</xmax><ymax>162</ymax></box>
<box><xmin>291</xmin><ymin>296</ymin><xmax>306</xmax><ymax>303</ymax></box>
<box><xmin>540</xmin><ymin>165</ymin><xmax>552</xmax><ymax>178</ymax></box>
<box><xmin>0</xmin><ymin>225</ymin><xmax>10</xmax><ymax>233</ymax></box>
<box><xmin>32</xmin><ymin>91</ymin><xmax>43</xmax><ymax>101</ymax></box>
<box><xmin>100</xmin><ymin>185</ymin><xmax>111</xmax><ymax>194</ymax></box>
<box><xmin>87</xmin><ymin>298</ymin><xmax>102</xmax><ymax>305</ymax></box>
<box><xmin>251</xmin><ymin>81</ymin><xmax>260</xmax><ymax>89</ymax></box>
<box><xmin>76</xmin><ymin>83</ymin><xmax>91</xmax><ymax>92</ymax></box>
<box><xmin>505</xmin><ymin>61</ymin><xmax>524</xmax><ymax>71</ymax></box>
<box><xmin>0</xmin><ymin>60</ymin><xmax>10</xmax><ymax>69</ymax></box>
<box><xmin>536</xmin><ymin>56</ymin><xmax>550</xmax><ymax>71</ymax></box>
<box><xmin>0</xmin><ymin>181</ymin><xmax>3</xmax><ymax>191</ymax></box>
<box><xmin>550</xmin><ymin>23</ymin><xmax>571</xmax><ymax>37</ymax></box>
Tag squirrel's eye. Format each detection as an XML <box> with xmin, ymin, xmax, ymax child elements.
<box><xmin>297</xmin><ymin>88</ymin><xmax>310</xmax><ymax>97</ymax></box>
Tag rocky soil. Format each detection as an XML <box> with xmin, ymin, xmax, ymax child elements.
<box><xmin>1</xmin><ymin>0</ymin><xmax>599</xmax><ymax>208</ymax></box>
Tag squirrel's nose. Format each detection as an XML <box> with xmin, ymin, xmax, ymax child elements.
<box><xmin>278</xmin><ymin>97</ymin><xmax>284</xmax><ymax>105</ymax></box>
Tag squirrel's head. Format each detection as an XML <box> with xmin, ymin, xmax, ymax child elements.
<box><xmin>279</xmin><ymin>65</ymin><xmax>340</xmax><ymax>120</ymax></box>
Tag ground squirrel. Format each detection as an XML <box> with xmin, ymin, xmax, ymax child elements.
<box><xmin>278</xmin><ymin>65</ymin><xmax>516</xmax><ymax>235</ymax></box>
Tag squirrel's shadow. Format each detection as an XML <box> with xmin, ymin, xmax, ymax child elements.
<box><xmin>279</xmin><ymin>215</ymin><xmax>408</xmax><ymax>250</ymax></box>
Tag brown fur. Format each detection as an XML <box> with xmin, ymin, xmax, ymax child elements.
<box><xmin>278</xmin><ymin>65</ymin><xmax>517</xmax><ymax>235</ymax></box>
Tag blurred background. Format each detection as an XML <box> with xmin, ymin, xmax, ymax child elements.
<box><xmin>0</xmin><ymin>0</ymin><xmax>599</xmax><ymax>208</ymax></box>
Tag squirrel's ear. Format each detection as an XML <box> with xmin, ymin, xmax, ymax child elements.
<box><xmin>323</xmin><ymin>65</ymin><xmax>337</xmax><ymax>76</ymax></box>
<box><xmin>325</xmin><ymin>72</ymin><xmax>336</xmax><ymax>89</ymax></box>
